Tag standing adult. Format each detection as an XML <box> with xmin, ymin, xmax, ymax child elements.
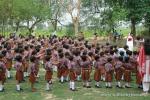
<box><xmin>138</xmin><ymin>38</ymin><xmax>150</xmax><ymax>95</ymax></box>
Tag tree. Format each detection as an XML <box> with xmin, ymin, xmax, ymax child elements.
<box><xmin>11</xmin><ymin>0</ymin><xmax>50</xmax><ymax>34</ymax></box>
<box><xmin>60</xmin><ymin>0</ymin><xmax>81</xmax><ymax>35</ymax></box>
<box><xmin>143</xmin><ymin>0</ymin><xmax>150</xmax><ymax>36</ymax></box>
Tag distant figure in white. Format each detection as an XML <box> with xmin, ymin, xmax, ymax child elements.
<box><xmin>126</xmin><ymin>33</ymin><xmax>133</xmax><ymax>51</ymax></box>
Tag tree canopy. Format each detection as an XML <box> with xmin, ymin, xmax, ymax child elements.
<box><xmin>0</xmin><ymin>0</ymin><xmax>150</xmax><ymax>36</ymax></box>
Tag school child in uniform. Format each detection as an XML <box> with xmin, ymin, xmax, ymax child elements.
<box><xmin>105</xmin><ymin>58</ymin><xmax>114</xmax><ymax>88</ymax></box>
<box><xmin>14</xmin><ymin>55</ymin><xmax>23</xmax><ymax>91</ymax></box>
<box><xmin>22</xmin><ymin>45</ymin><xmax>30</xmax><ymax>77</ymax></box>
<box><xmin>114</xmin><ymin>56</ymin><xmax>124</xmax><ymax>88</ymax></box>
<box><xmin>0</xmin><ymin>53</ymin><xmax>6</xmax><ymax>92</ymax></box>
<box><xmin>44</xmin><ymin>55</ymin><xmax>53</xmax><ymax>91</ymax></box>
<box><xmin>99</xmin><ymin>52</ymin><xmax>107</xmax><ymax>81</ymax></box>
<box><xmin>94</xmin><ymin>55</ymin><xmax>102</xmax><ymax>88</ymax></box>
<box><xmin>80</xmin><ymin>55</ymin><xmax>92</xmax><ymax>88</ymax></box>
<box><xmin>58</xmin><ymin>53</ymin><xmax>68</xmax><ymax>83</ymax></box>
<box><xmin>123</xmin><ymin>57</ymin><xmax>133</xmax><ymax>88</ymax></box>
<box><xmin>73</xmin><ymin>50</ymin><xmax>81</xmax><ymax>81</ymax></box>
<box><xmin>5</xmin><ymin>45</ymin><xmax>13</xmax><ymax>79</ymax></box>
<box><xmin>68</xmin><ymin>56</ymin><xmax>77</xmax><ymax>91</ymax></box>
<box><xmin>29</xmin><ymin>56</ymin><xmax>37</xmax><ymax>92</ymax></box>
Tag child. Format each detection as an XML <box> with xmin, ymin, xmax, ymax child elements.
<box><xmin>68</xmin><ymin>56</ymin><xmax>77</xmax><ymax>91</ymax></box>
<box><xmin>123</xmin><ymin>57</ymin><xmax>133</xmax><ymax>88</ymax></box>
<box><xmin>105</xmin><ymin>58</ymin><xmax>114</xmax><ymax>88</ymax></box>
<box><xmin>94</xmin><ymin>55</ymin><xmax>102</xmax><ymax>88</ymax></box>
<box><xmin>80</xmin><ymin>55</ymin><xmax>92</xmax><ymax>88</ymax></box>
<box><xmin>5</xmin><ymin>46</ymin><xmax>13</xmax><ymax>79</ymax></box>
<box><xmin>58</xmin><ymin>53</ymin><xmax>68</xmax><ymax>83</ymax></box>
<box><xmin>29</xmin><ymin>56</ymin><xmax>37</xmax><ymax>92</ymax></box>
<box><xmin>22</xmin><ymin>45</ymin><xmax>30</xmax><ymax>77</ymax></box>
<box><xmin>0</xmin><ymin>53</ymin><xmax>6</xmax><ymax>92</ymax></box>
<box><xmin>44</xmin><ymin>55</ymin><xmax>53</xmax><ymax>91</ymax></box>
<box><xmin>14</xmin><ymin>55</ymin><xmax>23</xmax><ymax>91</ymax></box>
<box><xmin>73</xmin><ymin>50</ymin><xmax>81</xmax><ymax>81</ymax></box>
<box><xmin>114</xmin><ymin>56</ymin><xmax>124</xmax><ymax>88</ymax></box>
<box><xmin>99</xmin><ymin>52</ymin><xmax>107</xmax><ymax>81</ymax></box>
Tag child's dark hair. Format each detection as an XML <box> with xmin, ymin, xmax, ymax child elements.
<box><xmin>82</xmin><ymin>50</ymin><xmax>87</xmax><ymax>55</ymax></box>
<box><xmin>58</xmin><ymin>48</ymin><xmax>63</xmax><ymax>54</ymax></box>
<box><xmin>107</xmin><ymin>57</ymin><xmax>112</xmax><ymax>62</ymax></box>
<box><xmin>15</xmin><ymin>55</ymin><xmax>22</xmax><ymax>62</ymax></box>
<box><xmin>88</xmin><ymin>52</ymin><xmax>93</xmax><ymax>57</ymax></box>
<box><xmin>45</xmin><ymin>55</ymin><xmax>51</xmax><ymax>61</ymax></box>
<box><xmin>46</xmin><ymin>48</ymin><xmax>51</xmax><ymax>55</ymax></box>
<box><xmin>110</xmin><ymin>50</ymin><xmax>114</xmax><ymax>55</ymax></box>
<box><xmin>95</xmin><ymin>55</ymin><xmax>99</xmax><ymax>61</ymax></box>
<box><xmin>0</xmin><ymin>53</ymin><xmax>4</xmax><ymax>59</ymax></box>
<box><xmin>81</xmin><ymin>55</ymin><xmax>87</xmax><ymax>61</ymax></box>
<box><xmin>126</xmin><ymin>50</ymin><xmax>132</xmax><ymax>56</ymax></box>
<box><xmin>120</xmin><ymin>51</ymin><xmax>124</xmax><ymax>56</ymax></box>
<box><xmin>133</xmin><ymin>51</ymin><xmax>138</xmax><ymax>55</ymax></box>
<box><xmin>100</xmin><ymin>52</ymin><xmax>104</xmax><ymax>56</ymax></box>
<box><xmin>1</xmin><ymin>50</ymin><xmax>7</xmax><ymax>56</ymax></box>
<box><xmin>30</xmin><ymin>56</ymin><xmax>36</xmax><ymax>62</ymax></box>
<box><xmin>69</xmin><ymin>55</ymin><xmax>74</xmax><ymax>61</ymax></box>
<box><xmin>59</xmin><ymin>53</ymin><xmax>64</xmax><ymax>58</ymax></box>
<box><xmin>124</xmin><ymin>57</ymin><xmax>130</xmax><ymax>63</ymax></box>
<box><xmin>118</xmin><ymin>56</ymin><xmax>123</xmax><ymax>62</ymax></box>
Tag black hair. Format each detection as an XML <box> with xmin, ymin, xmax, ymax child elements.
<box><xmin>0</xmin><ymin>53</ymin><xmax>4</xmax><ymax>59</ymax></box>
<box><xmin>15</xmin><ymin>55</ymin><xmax>22</xmax><ymax>62</ymax></box>
<box><xmin>45</xmin><ymin>55</ymin><xmax>51</xmax><ymax>61</ymax></box>
<box><xmin>1</xmin><ymin>50</ymin><xmax>7</xmax><ymax>56</ymax></box>
<box><xmin>95</xmin><ymin>55</ymin><xmax>100</xmax><ymax>61</ymax></box>
<box><xmin>59</xmin><ymin>53</ymin><xmax>64</xmax><ymax>58</ymax></box>
<box><xmin>119</xmin><ymin>51</ymin><xmax>124</xmax><ymax>56</ymax></box>
<box><xmin>118</xmin><ymin>56</ymin><xmax>123</xmax><ymax>62</ymax></box>
<box><xmin>107</xmin><ymin>57</ymin><xmax>112</xmax><ymax>62</ymax></box>
<box><xmin>124</xmin><ymin>57</ymin><xmax>130</xmax><ymax>63</ymax></box>
<box><xmin>100</xmin><ymin>52</ymin><xmax>104</xmax><ymax>56</ymax></box>
<box><xmin>81</xmin><ymin>55</ymin><xmax>87</xmax><ymax>61</ymax></box>
<box><xmin>88</xmin><ymin>52</ymin><xmax>93</xmax><ymax>57</ymax></box>
<box><xmin>69</xmin><ymin>55</ymin><xmax>74</xmax><ymax>61</ymax></box>
<box><xmin>30</xmin><ymin>56</ymin><xmax>36</xmax><ymax>62</ymax></box>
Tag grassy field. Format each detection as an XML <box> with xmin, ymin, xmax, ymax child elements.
<box><xmin>0</xmin><ymin>65</ymin><xmax>150</xmax><ymax>100</ymax></box>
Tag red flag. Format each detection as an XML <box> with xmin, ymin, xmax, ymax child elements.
<box><xmin>137</xmin><ymin>45</ymin><xmax>146</xmax><ymax>79</ymax></box>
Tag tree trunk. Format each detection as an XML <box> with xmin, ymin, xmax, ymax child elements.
<box><xmin>15</xmin><ymin>21</ymin><xmax>20</xmax><ymax>32</ymax></box>
<box><xmin>28</xmin><ymin>19</ymin><xmax>42</xmax><ymax>35</ymax></box>
<box><xmin>54</xmin><ymin>19</ymin><xmax>57</xmax><ymax>31</ymax></box>
<box><xmin>131</xmin><ymin>18</ymin><xmax>136</xmax><ymax>36</ymax></box>
<box><xmin>73</xmin><ymin>18</ymin><xmax>79</xmax><ymax>35</ymax></box>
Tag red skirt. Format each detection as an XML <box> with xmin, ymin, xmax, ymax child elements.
<box><xmin>115</xmin><ymin>68</ymin><xmax>123</xmax><ymax>81</ymax></box>
<box><xmin>75</xmin><ymin>67</ymin><xmax>81</xmax><ymax>75</ymax></box>
<box><xmin>45</xmin><ymin>71</ymin><xmax>53</xmax><ymax>81</ymax></box>
<box><xmin>29</xmin><ymin>73</ymin><xmax>36</xmax><ymax>84</ymax></box>
<box><xmin>124</xmin><ymin>70</ymin><xmax>131</xmax><ymax>82</ymax></box>
<box><xmin>69</xmin><ymin>70</ymin><xmax>76</xmax><ymax>81</ymax></box>
<box><xmin>136</xmin><ymin>71</ymin><xmax>142</xmax><ymax>84</ymax></box>
<box><xmin>16</xmin><ymin>71</ymin><xmax>23</xmax><ymax>82</ymax></box>
<box><xmin>105</xmin><ymin>71</ymin><xmax>113</xmax><ymax>82</ymax></box>
<box><xmin>58</xmin><ymin>67</ymin><xmax>69</xmax><ymax>77</ymax></box>
<box><xmin>22</xmin><ymin>60</ymin><xmax>29</xmax><ymax>72</ymax></box>
<box><xmin>6</xmin><ymin>60</ymin><xmax>12</xmax><ymax>70</ymax></box>
<box><xmin>82</xmin><ymin>69</ymin><xmax>90</xmax><ymax>81</ymax></box>
<box><xmin>94</xmin><ymin>69</ymin><xmax>101</xmax><ymax>82</ymax></box>
<box><xmin>0</xmin><ymin>72</ymin><xmax>6</xmax><ymax>82</ymax></box>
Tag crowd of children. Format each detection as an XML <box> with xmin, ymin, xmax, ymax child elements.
<box><xmin>0</xmin><ymin>34</ymin><xmax>142</xmax><ymax>92</ymax></box>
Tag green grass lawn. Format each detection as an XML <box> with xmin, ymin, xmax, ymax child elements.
<box><xmin>0</xmin><ymin>65</ymin><xmax>150</xmax><ymax>100</ymax></box>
